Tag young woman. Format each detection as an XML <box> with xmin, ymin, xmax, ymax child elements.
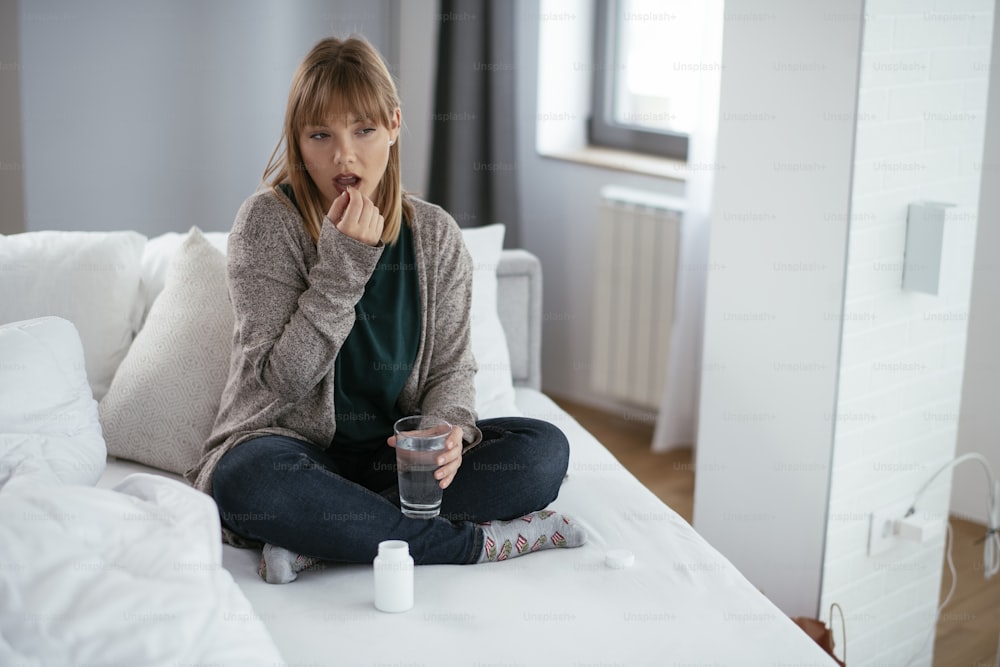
<box><xmin>186</xmin><ymin>36</ymin><xmax>586</xmax><ymax>583</ymax></box>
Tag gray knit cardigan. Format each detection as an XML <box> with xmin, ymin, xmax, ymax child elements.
<box><xmin>186</xmin><ymin>188</ymin><xmax>482</xmax><ymax>495</ymax></box>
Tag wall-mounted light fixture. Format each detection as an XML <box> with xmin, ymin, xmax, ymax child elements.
<box><xmin>902</xmin><ymin>201</ymin><xmax>953</xmax><ymax>295</ymax></box>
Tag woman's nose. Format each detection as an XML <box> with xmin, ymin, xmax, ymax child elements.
<box><xmin>333</xmin><ymin>138</ymin><xmax>355</xmax><ymax>165</ymax></box>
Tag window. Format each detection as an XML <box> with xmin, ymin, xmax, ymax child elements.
<box><xmin>590</xmin><ymin>0</ymin><xmax>712</xmax><ymax>160</ymax></box>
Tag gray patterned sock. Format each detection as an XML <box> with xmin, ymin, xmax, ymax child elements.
<box><xmin>477</xmin><ymin>510</ymin><xmax>588</xmax><ymax>563</ymax></box>
<box><xmin>258</xmin><ymin>543</ymin><xmax>316</xmax><ymax>584</ymax></box>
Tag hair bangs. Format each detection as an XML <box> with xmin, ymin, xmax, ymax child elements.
<box><xmin>294</xmin><ymin>58</ymin><xmax>392</xmax><ymax>133</ymax></box>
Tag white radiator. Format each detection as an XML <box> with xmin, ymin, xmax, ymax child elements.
<box><xmin>590</xmin><ymin>186</ymin><xmax>684</xmax><ymax>410</ymax></box>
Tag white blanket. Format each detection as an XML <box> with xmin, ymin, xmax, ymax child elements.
<box><xmin>0</xmin><ymin>317</ymin><xmax>283</xmax><ymax>665</ymax></box>
<box><xmin>0</xmin><ymin>474</ymin><xmax>282</xmax><ymax>666</ymax></box>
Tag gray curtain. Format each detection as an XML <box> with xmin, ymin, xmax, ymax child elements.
<box><xmin>428</xmin><ymin>0</ymin><xmax>519</xmax><ymax>246</ymax></box>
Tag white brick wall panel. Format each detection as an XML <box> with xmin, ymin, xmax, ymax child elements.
<box><xmin>887</xmin><ymin>81</ymin><xmax>965</xmax><ymax>120</ymax></box>
<box><xmin>880</xmin><ymin>148</ymin><xmax>959</xmax><ymax>190</ymax></box>
<box><xmin>923</xmin><ymin>110</ymin><xmax>986</xmax><ymax>149</ymax></box>
<box><xmin>855</xmin><ymin>119</ymin><xmax>925</xmax><ymax>159</ymax></box>
<box><xmin>840</xmin><ymin>321</ymin><xmax>910</xmax><ymax>367</ymax></box>
<box><xmin>894</xmin><ymin>14</ymin><xmax>975</xmax><ymax>50</ymax></box>
<box><xmin>933</xmin><ymin>0</ymin><xmax>993</xmax><ymax>12</ymax></box>
<box><xmin>867</xmin><ymin>0</ymin><xmax>935</xmax><ymax>15</ymax></box>
<box><xmin>929</xmin><ymin>47</ymin><xmax>992</xmax><ymax>80</ymax></box>
<box><xmin>964</xmin><ymin>79</ymin><xmax>991</xmax><ymax>110</ymax></box>
<box><xmin>969</xmin><ymin>12</ymin><xmax>994</xmax><ymax>44</ymax></box>
<box><xmin>862</xmin><ymin>52</ymin><xmax>932</xmax><ymax>88</ymax></box>
<box><xmin>893</xmin><ymin>367</ymin><xmax>964</xmax><ymax>408</ymax></box>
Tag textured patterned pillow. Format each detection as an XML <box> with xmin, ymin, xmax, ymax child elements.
<box><xmin>99</xmin><ymin>228</ymin><xmax>233</xmax><ymax>475</ymax></box>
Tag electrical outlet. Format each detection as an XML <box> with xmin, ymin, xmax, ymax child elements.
<box><xmin>867</xmin><ymin>498</ymin><xmax>912</xmax><ymax>557</ymax></box>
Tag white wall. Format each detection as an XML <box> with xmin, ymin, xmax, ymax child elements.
<box><xmin>18</xmin><ymin>0</ymin><xmax>391</xmax><ymax>235</ymax></box>
<box><xmin>693</xmin><ymin>1</ymin><xmax>863</xmax><ymax>618</ymax></box>
<box><xmin>396</xmin><ymin>0</ymin><xmax>438</xmax><ymax>196</ymax></box>
<box><xmin>513</xmin><ymin>1</ymin><xmax>686</xmax><ymax>410</ymax></box>
<box><xmin>817</xmin><ymin>2</ymin><xmax>994</xmax><ymax>665</ymax></box>
<box><xmin>953</xmin><ymin>5</ymin><xmax>1000</xmax><ymax>526</ymax></box>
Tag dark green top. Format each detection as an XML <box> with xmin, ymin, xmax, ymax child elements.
<box><xmin>277</xmin><ymin>184</ymin><xmax>421</xmax><ymax>452</ymax></box>
<box><xmin>331</xmin><ymin>218</ymin><xmax>420</xmax><ymax>451</ymax></box>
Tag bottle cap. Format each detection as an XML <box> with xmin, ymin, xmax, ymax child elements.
<box><xmin>605</xmin><ymin>549</ymin><xmax>635</xmax><ymax>569</ymax></box>
<box><xmin>378</xmin><ymin>540</ymin><xmax>410</xmax><ymax>559</ymax></box>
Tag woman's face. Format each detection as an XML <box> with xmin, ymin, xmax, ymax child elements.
<box><xmin>298</xmin><ymin>106</ymin><xmax>401</xmax><ymax>211</ymax></box>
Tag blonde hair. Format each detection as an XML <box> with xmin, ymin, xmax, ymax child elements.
<box><xmin>263</xmin><ymin>36</ymin><xmax>412</xmax><ymax>245</ymax></box>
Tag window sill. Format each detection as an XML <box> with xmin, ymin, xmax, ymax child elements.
<box><xmin>540</xmin><ymin>146</ymin><xmax>688</xmax><ymax>182</ymax></box>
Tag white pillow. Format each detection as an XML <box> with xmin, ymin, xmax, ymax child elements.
<box><xmin>0</xmin><ymin>317</ymin><xmax>106</xmax><ymax>487</ymax></box>
<box><xmin>99</xmin><ymin>228</ymin><xmax>234</xmax><ymax>475</ymax></box>
<box><xmin>140</xmin><ymin>230</ymin><xmax>229</xmax><ymax>324</ymax></box>
<box><xmin>0</xmin><ymin>231</ymin><xmax>146</xmax><ymax>400</ymax></box>
<box><xmin>461</xmin><ymin>224</ymin><xmax>521</xmax><ymax>418</ymax></box>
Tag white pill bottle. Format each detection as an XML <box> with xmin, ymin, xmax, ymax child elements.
<box><xmin>374</xmin><ymin>540</ymin><xmax>414</xmax><ymax>612</ymax></box>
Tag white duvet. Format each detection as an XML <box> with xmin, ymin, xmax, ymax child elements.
<box><xmin>0</xmin><ymin>317</ymin><xmax>283</xmax><ymax>665</ymax></box>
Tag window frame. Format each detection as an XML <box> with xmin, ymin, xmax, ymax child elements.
<box><xmin>588</xmin><ymin>0</ymin><xmax>690</xmax><ymax>160</ymax></box>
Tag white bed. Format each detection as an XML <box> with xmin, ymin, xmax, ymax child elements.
<box><xmin>0</xmin><ymin>227</ymin><xmax>837</xmax><ymax>666</ymax></box>
<box><xmin>92</xmin><ymin>388</ymin><xmax>834</xmax><ymax>665</ymax></box>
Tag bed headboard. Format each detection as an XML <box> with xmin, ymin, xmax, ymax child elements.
<box><xmin>496</xmin><ymin>249</ymin><xmax>542</xmax><ymax>391</ymax></box>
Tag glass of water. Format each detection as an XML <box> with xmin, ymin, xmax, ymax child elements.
<box><xmin>393</xmin><ymin>415</ymin><xmax>451</xmax><ymax>519</ymax></box>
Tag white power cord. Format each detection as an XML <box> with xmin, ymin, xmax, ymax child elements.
<box><xmin>904</xmin><ymin>522</ymin><xmax>956</xmax><ymax>667</ymax></box>
<box><xmin>907</xmin><ymin>452</ymin><xmax>999</xmax><ymax>580</ymax></box>
<box><xmin>901</xmin><ymin>452</ymin><xmax>999</xmax><ymax>666</ymax></box>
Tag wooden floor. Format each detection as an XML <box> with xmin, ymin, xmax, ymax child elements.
<box><xmin>554</xmin><ymin>396</ymin><xmax>1000</xmax><ymax>667</ymax></box>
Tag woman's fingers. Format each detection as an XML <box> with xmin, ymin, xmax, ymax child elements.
<box><xmin>358</xmin><ymin>194</ymin><xmax>385</xmax><ymax>241</ymax></box>
<box><xmin>336</xmin><ymin>187</ymin><xmax>362</xmax><ymax>224</ymax></box>
<box><xmin>333</xmin><ymin>188</ymin><xmax>383</xmax><ymax>246</ymax></box>
<box><xmin>435</xmin><ymin>426</ymin><xmax>464</xmax><ymax>489</ymax></box>
<box><xmin>326</xmin><ymin>190</ymin><xmax>349</xmax><ymax>225</ymax></box>
<box><xmin>386</xmin><ymin>426</ymin><xmax>461</xmax><ymax>488</ymax></box>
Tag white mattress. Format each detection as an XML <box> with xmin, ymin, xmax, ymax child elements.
<box><xmin>99</xmin><ymin>388</ymin><xmax>836</xmax><ymax>666</ymax></box>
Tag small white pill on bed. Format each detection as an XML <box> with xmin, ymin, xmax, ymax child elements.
<box><xmin>604</xmin><ymin>549</ymin><xmax>635</xmax><ymax>569</ymax></box>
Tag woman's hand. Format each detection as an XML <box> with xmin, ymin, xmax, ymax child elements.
<box><xmin>387</xmin><ymin>425</ymin><xmax>464</xmax><ymax>490</ymax></box>
<box><xmin>327</xmin><ymin>187</ymin><xmax>384</xmax><ymax>246</ymax></box>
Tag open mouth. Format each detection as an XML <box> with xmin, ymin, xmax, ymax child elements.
<box><xmin>334</xmin><ymin>174</ymin><xmax>361</xmax><ymax>192</ymax></box>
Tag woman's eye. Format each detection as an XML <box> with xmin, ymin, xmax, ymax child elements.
<box><xmin>358</xmin><ymin>128</ymin><xmax>376</xmax><ymax>136</ymax></box>
<box><xmin>309</xmin><ymin>132</ymin><xmax>329</xmax><ymax>140</ymax></box>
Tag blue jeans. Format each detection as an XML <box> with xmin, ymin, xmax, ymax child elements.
<box><xmin>211</xmin><ymin>417</ymin><xmax>569</xmax><ymax>565</ymax></box>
